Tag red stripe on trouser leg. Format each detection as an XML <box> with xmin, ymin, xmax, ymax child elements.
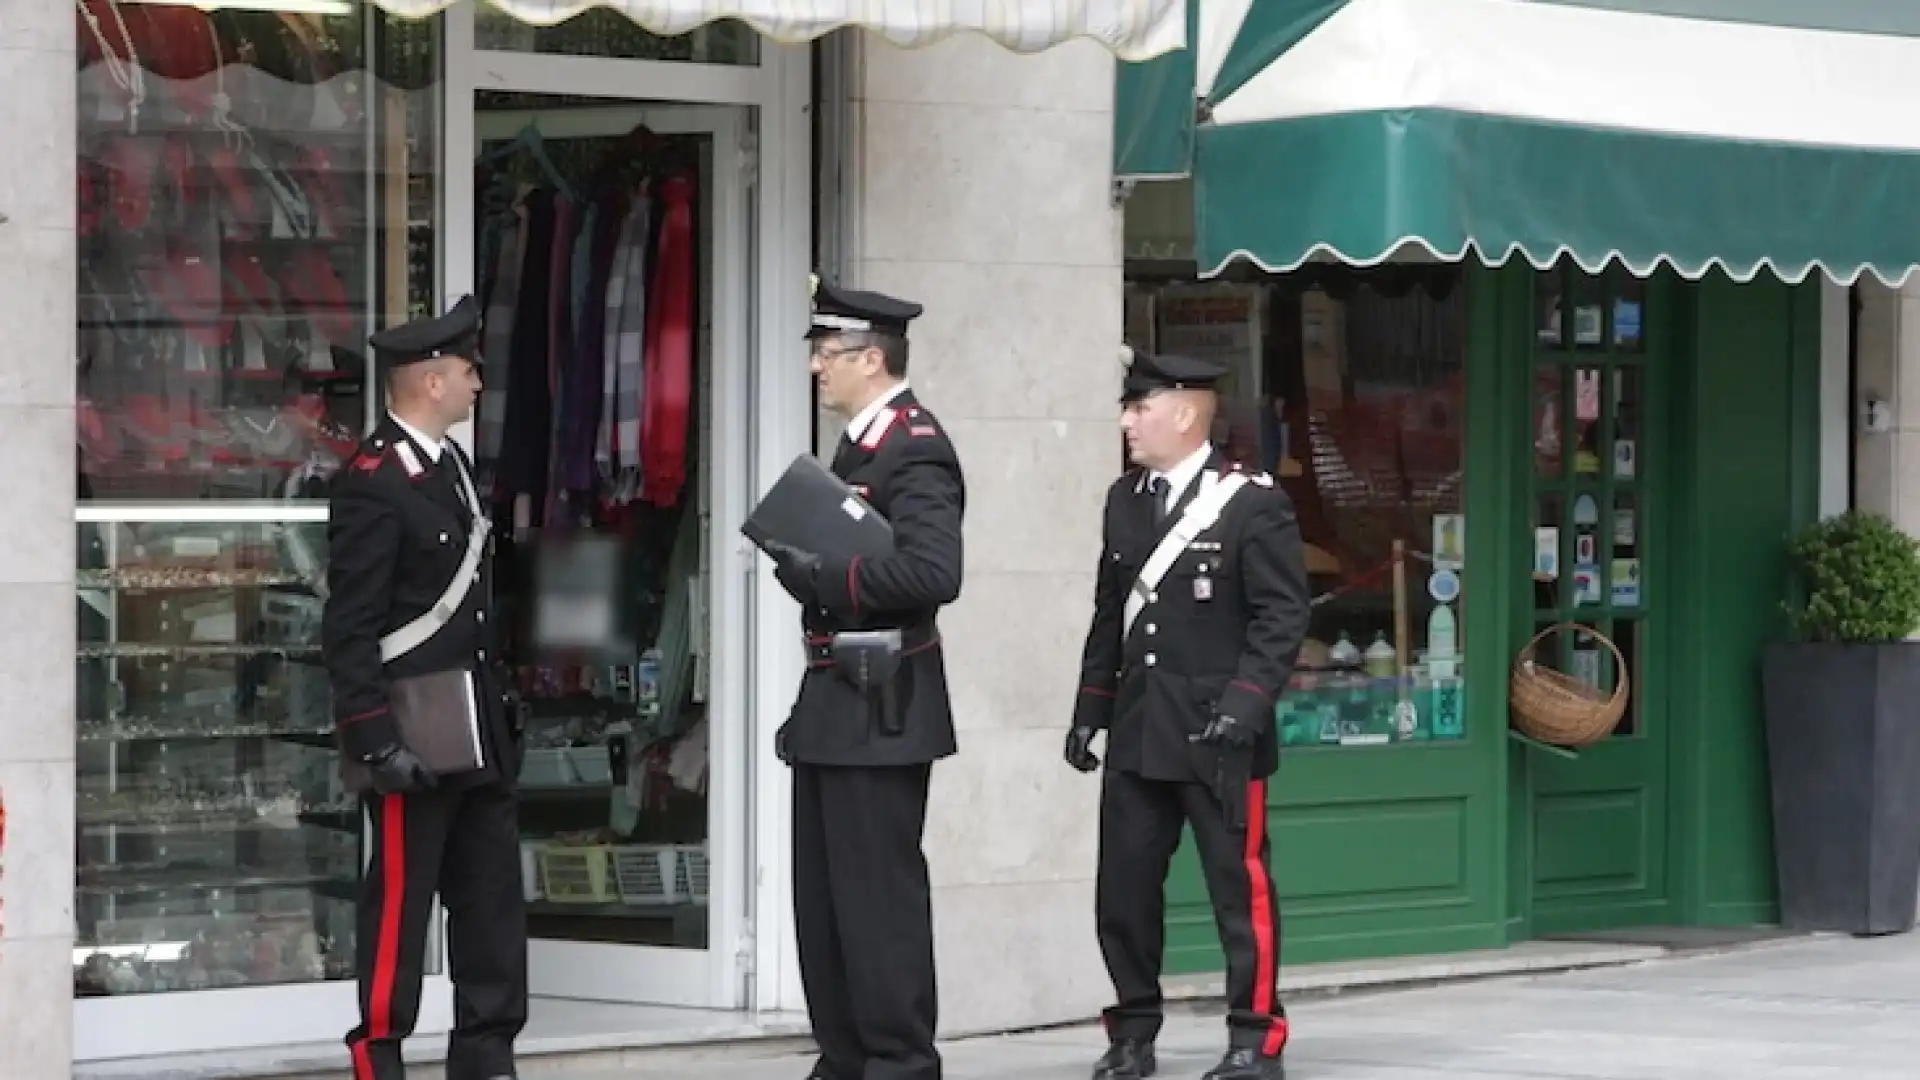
<box><xmin>1262</xmin><ymin>1016</ymin><xmax>1290</xmax><ymax>1057</ymax></box>
<box><xmin>351</xmin><ymin>794</ymin><xmax>408</xmax><ymax>1079</ymax></box>
<box><xmin>1242</xmin><ymin>779</ymin><xmax>1287</xmax><ymax>1055</ymax></box>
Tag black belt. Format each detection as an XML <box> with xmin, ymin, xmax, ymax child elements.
<box><xmin>805</xmin><ymin>625</ymin><xmax>940</xmax><ymax>668</ymax></box>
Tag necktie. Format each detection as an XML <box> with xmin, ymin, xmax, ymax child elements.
<box><xmin>1151</xmin><ymin>476</ymin><xmax>1170</xmax><ymax>526</ymax></box>
<box><xmin>442</xmin><ymin>449</ymin><xmax>475</xmax><ymax>516</ymax></box>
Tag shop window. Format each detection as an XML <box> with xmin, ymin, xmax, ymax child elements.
<box><xmin>74</xmin><ymin>6</ymin><xmax>442</xmax><ymax>996</ymax></box>
<box><xmin>1133</xmin><ymin>267</ymin><xmax>1468</xmax><ymax>748</ymax></box>
<box><xmin>475</xmin><ymin>7</ymin><xmax>761</xmax><ymax>65</ymax></box>
<box><xmin>1529</xmin><ymin>266</ymin><xmax>1650</xmax><ymax>737</ymax></box>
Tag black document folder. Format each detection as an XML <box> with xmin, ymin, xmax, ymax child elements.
<box><xmin>742</xmin><ymin>453</ymin><xmax>895</xmax><ymax>561</ymax></box>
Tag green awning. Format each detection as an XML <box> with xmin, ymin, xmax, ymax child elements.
<box><xmin>1129</xmin><ymin>0</ymin><xmax>1920</xmax><ymax>283</ymax></box>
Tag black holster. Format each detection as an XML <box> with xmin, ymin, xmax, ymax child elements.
<box><xmin>829</xmin><ymin>629</ymin><xmax>905</xmax><ymax>736</ymax></box>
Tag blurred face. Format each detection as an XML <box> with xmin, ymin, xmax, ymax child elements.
<box><xmin>809</xmin><ymin>334</ymin><xmax>883</xmax><ymax>415</ymax></box>
<box><xmin>1120</xmin><ymin>389</ymin><xmax>1207</xmax><ymax>470</ymax></box>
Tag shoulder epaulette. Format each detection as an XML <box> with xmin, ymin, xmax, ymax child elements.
<box><xmin>902</xmin><ymin>405</ymin><xmax>941</xmax><ymax>438</ymax></box>
<box><xmin>346</xmin><ymin>435</ymin><xmax>428</xmax><ymax>481</ymax></box>
<box><xmin>1225</xmin><ymin>460</ymin><xmax>1274</xmax><ymax>487</ymax></box>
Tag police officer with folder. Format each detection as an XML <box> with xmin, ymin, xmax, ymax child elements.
<box><xmin>755</xmin><ymin>278</ymin><xmax>966</xmax><ymax>1080</ymax></box>
<box><xmin>322</xmin><ymin>296</ymin><xmax>527</xmax><ymax>1080</ymax></box>
<box><xmin>1066</xmin><ymin>348</ymin><xmax>1311</xmax><ymax>1080</ymax></box>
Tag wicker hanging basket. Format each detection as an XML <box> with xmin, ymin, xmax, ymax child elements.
<box><xmin>1509</xmin><ymin>621</ymin><xmax>1629</xmax><ymax>748</ymax></box>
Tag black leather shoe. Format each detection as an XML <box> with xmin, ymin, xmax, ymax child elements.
<box><xmin>1092</xmin><ymin>1038</ymin><xmax>1158</xmax><ymax>1080</ymax></box>
<box><xmin>1202</xmin><ymin>1047</ymin><xmax>1285</xmax><ymax>1080</ymax></box>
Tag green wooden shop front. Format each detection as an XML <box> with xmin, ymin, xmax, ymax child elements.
<box><xmin>1143</xmin><ymin>263</ymin><xmax>1820</xmax><ymax>974</ymax></box>
<box><xmin>1114</xmin><ymin>0</ymin><xmax>1903</xmax><ymax>977</ymax></box>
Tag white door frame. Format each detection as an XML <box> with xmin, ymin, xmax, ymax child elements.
<box><xmin>469</xmin><ymin>102</ymin><xmax>745</xmax><ymax>1007</ymax></box>
<box><xmin>442</xmin><ymin>1</ymin><xmax>815</xmax><ymax>1014</ymax></box>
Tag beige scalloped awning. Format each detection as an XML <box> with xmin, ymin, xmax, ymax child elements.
<box><xmin>374</xmin><ymin>0</ymin><xmax>1187</xmax><ymax>60</ymax></box>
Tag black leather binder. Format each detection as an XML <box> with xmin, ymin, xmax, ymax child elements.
<box><xmin>742</xmin><ymin>453</ymin><xmax>895</xmax><ymax>560</ymax></box>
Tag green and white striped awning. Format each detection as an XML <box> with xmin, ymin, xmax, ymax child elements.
<box><xmin>1116</xmin><ymin>0</ymin><xmax>1920</xmax><ymax>282</ymax></box>
<box><xmin>375</xmin><ymin>0</ymin><xmax>1185</xmax><ymax>59</ymax></box>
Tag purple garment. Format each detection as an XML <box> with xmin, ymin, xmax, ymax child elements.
<box><xmin>543</xmin><ymin>196</ymin><xmax>577</xmax><ymax>527</ymax></box>
<box><xmin>561</xmin><ymin>190</ymin><xmax>629</xmax><ymax>495</ymax></box>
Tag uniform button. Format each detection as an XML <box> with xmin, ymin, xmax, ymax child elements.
<box><xmin>476</xmin><ymin>611</ymin><xmax>486</xmax><ymax>623</ymax></box>
<box><xmin>1145</xmin><ymin>653</ymin><xmax>1158</xmax><ymax>666</ymax></box>
<box><xmin>477</xmin><ymin>649</ymin><xmax>487</xmax><ymax>661</ymax></box>
<box><xmin>439</xmin><ymin>532</ymin><xmax>449</xmax><ymax>544</ymax></box>
<box><xmin>1146</xmin><ymin>623</ymin><xmax>1157</xmax><ymax>635</ymax></box>
<box><xmin>1148</xmin><ymin>592</ymin><xmax>1159</xmax><ymax>604</ymax></box>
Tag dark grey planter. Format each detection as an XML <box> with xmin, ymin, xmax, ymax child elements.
<box><xmin>1762</xmin><ymin>641</ymin><xmax>1920</xmax><ymax>935</ymax></box>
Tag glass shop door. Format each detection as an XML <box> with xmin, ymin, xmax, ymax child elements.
<box><xmin>462</xmin><ymin>95</ymin><xmax>753</xmax><ymax>1008</ymax></box>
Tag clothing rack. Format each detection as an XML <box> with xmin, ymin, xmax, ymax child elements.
<box><xmin>470</xmin><ymin>107</ymin><xmax>703</xmax><ymax>525</ymax></box>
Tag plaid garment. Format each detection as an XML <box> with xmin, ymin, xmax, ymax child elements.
<box><xmin>476</xmin><ymin>194</ymin><xmax>528</xmax><ymax>466</ymax></box>
<box><xmin>598</xmin><ymin>193</ymin><xmax>651</xmax><ymax>503</ymax></box>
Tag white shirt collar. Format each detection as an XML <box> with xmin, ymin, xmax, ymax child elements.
<box><xmin>846</xmin><ymin>381</ymin><xmax>911</xmax><ymax>445</ymax></box>
<box><xmin>389</xmin><ymin>413</ymin><xmax>446</xmax><ymax>463</ymax></box>
<box><xmin>1154</xmin><ymin>442</ymin><xmax>1215</xmax><ymax>505</ymax></box>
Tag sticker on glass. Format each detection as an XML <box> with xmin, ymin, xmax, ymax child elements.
<box><xmin>1573</xmin><ymin>565</ymin><xmax>1601</xmax><ymax>605</ymax></box>
<box><xmin>1534</xmin><ymin>527</ymin><xmax>1560</xmax><ymax>580</ymax></box>
<box><xmin>1432</xmin><ymin>513</ymin><xmax>1465</xmax><ymax>570</ymax></box>
<box><xmin>1576</xmin><ymin>368</ymin><xmax>1602</xmax><ymax>419</ymax></box>
<box><xmin>1612</xmin><ymin>558</ymin><xmax>1641</xmax><ymax>607</ymax></box>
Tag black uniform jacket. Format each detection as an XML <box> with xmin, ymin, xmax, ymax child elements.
<box><xmin>781</xmin><ymin>390</ymin><xmax>966</xmax><ymax>767</ymax></box>
<box><xmin>321</xmin><ymin>417</ymin><xmax>517</xmax><ymax>788</ymax></box>
<box><xmin>1072</xmin><ymin>449</ymin><xmax>1311</xmax><ymax>784</ymax></box>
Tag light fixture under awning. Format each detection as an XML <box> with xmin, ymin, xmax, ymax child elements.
<box><xmin>1125</xmin><ymin>0</ymin><xmax>1920</xmax><ymax>284</ymax></box>
<box><xmin>368</xmin><ymin>0</ymin><xmax>1187</xmax><ymax>60</ymax></box>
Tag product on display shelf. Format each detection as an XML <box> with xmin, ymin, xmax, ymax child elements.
<box><xmin>73</xmin><ymin>1</ymin><xmax>420</xmax><ymax>503</ymax></box>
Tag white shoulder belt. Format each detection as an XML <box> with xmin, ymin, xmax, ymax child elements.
<box><xmin>1123</xmin><ymin>473</ymin><xmax>1250</xmax><ymax>637</ymax></box>
<box><xmin>379</xmin><ymin>456</ymin><xmax>491</xmax><ymax>664</ymax></box>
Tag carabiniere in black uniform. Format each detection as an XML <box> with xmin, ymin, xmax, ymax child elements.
<box><xmin>763</xmin><ymin>282</ymin><xmax>965</xmax><ymax>1080</ymax></box>
<box><xmin>1067</xmin><ymin>349</ymin><xmax>1311</xmax><ymax>1080</ymax></box>
<box><xmin>322</xmin><ymin>296</ymin><xmax>527</xmax><ymax>1080</ymax></box>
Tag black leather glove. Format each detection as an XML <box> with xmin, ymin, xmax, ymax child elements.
<box><xmin>366</xmin><ymin>744</ymin><xmax>438</xmax><ymax>795</ymax></box>
<box><xmin>1064</xmin><ymin>726</ymin><xmax>1102</xmax><ymax>773</ymax></box>
<box><xmin>764</xmin><ymin>540</ymin><xmax>822</xmax><ymax>600</ymax></box>
<box><xmin>774</xmin><ymin>721</ymin><xmax>795</xmax><ymax>765</ymax></box>
<box><xmin>1191</xmin><ymin>716</ymin><xmax>1256</xmax><ymax>829</ymax></box>
<box><xmin>1190</xmin><ymin>714</ymin><xmax>1258</xmax><ymax>750</ymax></box>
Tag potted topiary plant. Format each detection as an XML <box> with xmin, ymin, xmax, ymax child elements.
<box><xmin>1763</xmin><ymin>508</ymin><xmax>1920</xmax><ymax>935</ymax></box>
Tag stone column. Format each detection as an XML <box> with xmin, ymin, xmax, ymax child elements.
<box><xmin>1851</xmin><ymin>280</ymin><xmax>1920</xmax><ymax>526</ymax></box>
<box><xmin>0</xmin><ymin>4</ymin><xmax>79</xmax><ymax>1074</ymax></box>
<box><xmin>845</xmin><ymin>33</ymin><xmax>1124</xmax><ymax>1035</ymax></box>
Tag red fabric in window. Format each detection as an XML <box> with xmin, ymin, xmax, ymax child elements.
<box><xmin>641</xmin><ymin>176</ymin><xmax>695</xmax><ymax>508</ymax></box>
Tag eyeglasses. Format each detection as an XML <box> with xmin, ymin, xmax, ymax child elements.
<box><xmin>809</xmin><ymin>344</ymin><xmax>867</xmax><ymax>363</ymax></box>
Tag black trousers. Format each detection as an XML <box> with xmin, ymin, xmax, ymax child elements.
<box><xmin>1096</xmin><ymin>768</ymin><xmax>1289</xmax><ymax>1056</ymax></box>
<box><xmin>346</xmin><ymin>781</ymin><xmax>529</xmax><ymax>1080</ymax></box>
<box><xmin>792</xmin><ymin>763</ymin><xmax>940</xmax><ymax>1080</ymax></box>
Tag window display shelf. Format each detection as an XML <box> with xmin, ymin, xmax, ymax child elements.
<box><xmin>77</xmin><ymin>794</ymin><xmax>358</xmax><ymax>831</ymax></box>
<box><xmin>77</xmin><ymin>719</ymin><xmax>333</xmax><ymax>744</ymax></box>
<box><xmin>77</xmin><ymin>567</ymin><xmax>309</xmax><ymax>590</ymax></box>
<box><xmin>77</xmin><ymin>516</ymin><xmax>358</xmax><ymax>996</ymax></box>
<box><xmin>77</xmin><ymin>643</ymin><xmax>323</xmax><ymax>661</ymax></box>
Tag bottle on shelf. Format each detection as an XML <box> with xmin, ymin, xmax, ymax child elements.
<box><xmin>1327</xmin><ymin>630</ymin><xmax>1361</xmax><ymax>669</ymax></box>
<box><xmin>1363</xmin><ymin>630</ymin><xmax>1397</xmax><ymax>679</ymax></box>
